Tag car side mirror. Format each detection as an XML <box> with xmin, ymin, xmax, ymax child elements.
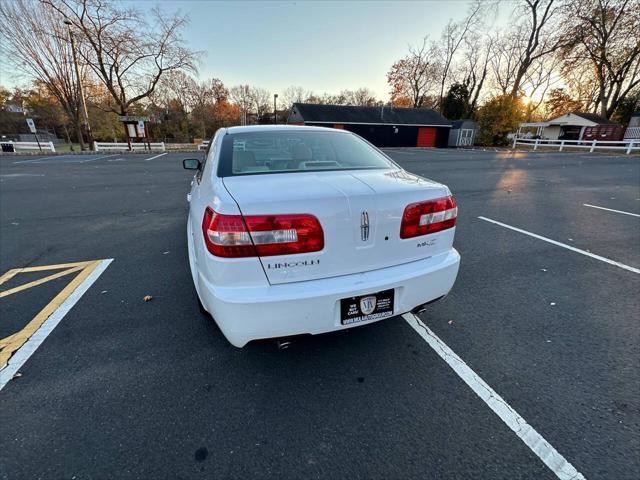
<box><xmin>183</xmin><ymin>158</ymin><xmax>200</xmax><ymax>170</ymax></box>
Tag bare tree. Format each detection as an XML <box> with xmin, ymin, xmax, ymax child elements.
<box><xmin>43</xmin><ymin>0</ymin><xmax>199</xmax><ymax>115</ymax></box>
<box><xmin>340</xmin><ymin>88</ymin><xmax>379</xmax><ymax>106</ymax></box>
<box><xmin>561</xmin><ymin>0</ymin><xmax>640</xmax><ymax>118</ymax></box>
<box><xmin>0</xmin><ymin>0</ymin><xmax>89</xmax><ymax>148</ymax></box>
<box><xmin>151</xmin><ymin>70</ymin><xmax>194</xmax><ymax>113</ymax></box>
<box><xmin>280</xmin><ymin>85</ymin><xmax>311</xmax><ymax>109</ymax></box>
<box><xmin>434</xmin><ymin>1</ymin><xmax>485</xmax><ymax>110</ymax></box>
<box><xmin>387</xmin><ymin>37</ymin><xmax>439</xmax><ymax>107</ymax></box>
<box><xmin>229</xmin><ymin>85</ymin><xmax>252</xmax><ymax>125</ymax></box>
<box><xmin>249</xmin><ymin>87</ymin><xmax>272</xmax><ymax>120</ymax></box>
<box><xmin>520</xmin><ymin>55</ymin><xmax>563</xmax><ymax>118</ymax></box>
<box><xmin>460</xmin><ymin>34</ymin><xmax>494</xmax><ymax>113</ymax></box>
<box><xmin>492</xmin><ymin>0</ymin><xmax>566</xmax><ymax>98</ymax></box>
<box><xmin>304</xmin><ymin>92</ymin><xmax>349</xmax><ymax>105</ymax></box>
<box><xmin>490</xmin><ymin>31</ymin><xmax>522</xmax><ymax>95</ymax></box>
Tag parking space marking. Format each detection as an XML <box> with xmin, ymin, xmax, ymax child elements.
<box><xmin>0</xmin><ymin>264</ymin><xmax>85</xmax><ymax>298</ymax></box>
<box><xmin>403</xmin><ymin>313</ymin><xmax>585</xmax><ymax>480</ymax></box>
<box><xmin>583</xmin><ymin>203</ymin><xmax>640</xmax><ymax>218</ymax></box>
<box><xmin>145</xmin><ymin>152</ymin><xmax>168</xmax><ymax>161</ymax></box>
<box><xmin>0</xmin><ymin>259</ymin><xmax>113</xmax><ymax>390</ymax></box>
<box><xmin>81</xmin><ymin>154</ymin><xmax>118</xmax><ymax>163</ymax></box>
<box><xmin>13</xmin><ymin>155</ymin><xmax>71</xmax><ymax>164</ymax></box>
<box><xmin>478</xmin><ymin>216</ymin><xmax>640</xmax><ymax>274</ymax></box>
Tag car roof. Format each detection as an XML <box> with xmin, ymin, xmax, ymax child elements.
<box><xmin>224</xmin><ymin>124</ymin><xmax>349</xmax><ymax>135</ymax></box>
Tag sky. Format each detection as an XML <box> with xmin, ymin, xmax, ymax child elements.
<box><xmin>0</xmin><ymin>0</ymin><xmax>504</xmax><ymax>100</ymax></box>
<box><xmin>152</xmin><ymin>0</ymin><xmax>479</xmax><ymax>100</ymax></box>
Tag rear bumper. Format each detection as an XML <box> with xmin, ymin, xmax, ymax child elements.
<box><xmin>199</xmin><ymin>248</ymin><xmax>460</xmax><ymax>347</ymax></box>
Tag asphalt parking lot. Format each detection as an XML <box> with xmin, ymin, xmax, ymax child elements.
<box><xmin>1</xmin><ymin>147</ymin><xmax>638</xmax><ymax>479</ymax></box>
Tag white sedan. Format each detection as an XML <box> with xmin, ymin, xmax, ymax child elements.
<box><xmin>184</xmin><ymin>125</ymin><xmax>460</xmax><ymax>347</ymax></box>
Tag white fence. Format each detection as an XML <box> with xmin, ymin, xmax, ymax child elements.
<box><xmin>513</xmin><ymin>137</ymin><xmax>640</xmax><ymax>154</ymax></box>
<box><xmin>93</xmin><ymin>141</ymin><xmax>165</xmax><ymax>152</ymax></box>
<box><xmin>1</xmin><ymin>141</ymin><xmax>56</xmax><ymax>152</ymax></box>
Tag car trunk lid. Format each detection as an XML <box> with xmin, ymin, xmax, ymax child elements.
<box><xmin>222</xmin><ymin>169</ymin><xmax>453</xmax><ymax>285</ymax></box>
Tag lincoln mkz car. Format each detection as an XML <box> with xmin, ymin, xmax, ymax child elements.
<box><xmin>183</xmin><ymin>125</ymin><xmax>460</xmax><ymax>347</ymax></box>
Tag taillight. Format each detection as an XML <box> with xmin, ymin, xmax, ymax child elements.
<box><xmin>202</xmin><ymin>207</ymin><xmax>324</xmax><ymax>258</ymax></box>
<box><xmin>400</xmin><ymin>196</ymin><xmax>457</xmax><ymax>239</ymax></box>
<box><xmin>202</xmin><ymin>208</ymin><xmax>256</xmax><ymax>258</ymax></box>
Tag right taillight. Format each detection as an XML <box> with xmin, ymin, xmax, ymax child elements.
<box><xmin>400</xmin><ymin>195</ymin><xmax>457</xmax><ymax>239</ymax></box>
<box><xmin>202</xmin><ymin>207</ymin><xmax>324</xmax><ymax>258</ymax></box>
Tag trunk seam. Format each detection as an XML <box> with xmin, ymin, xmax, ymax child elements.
<box><xmin>221</xmin><ymin>176</ymin><xmax>272</xmax><ymax>285</ymax></box>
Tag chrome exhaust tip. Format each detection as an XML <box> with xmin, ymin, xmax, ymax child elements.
<box><xmin>411</xmin><ymin>295</ymin><xmax>446</xmax><ymax>315</ymax></box>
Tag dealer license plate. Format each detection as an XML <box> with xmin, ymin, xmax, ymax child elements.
<box><xmin>340</xmin><ymin>289</ymin><xmax>395</xmax><ymax>325</ymax></box>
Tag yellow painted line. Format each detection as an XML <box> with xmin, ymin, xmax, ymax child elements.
<box><xmin>0</xmin><ymin>260</ymin><xmax>101</xmax><ymax>369</ymax></box>
<box><xmin>0</xmin><ymin>269</ymin><xmax>20</xmax><ymax>286</ymax></box>
<box><xmin>0</xmin><ymin>261</ymin><xmax>92</xmax><ymax>286</ymax></box>
<box><xmin>0</xmin><ymin>265</ymin><xmax>85</xmax><ymax>298</ymax></box>
<box><xmin>19</xmin><ymin>261</ymin><xmax>93</xmax><ymax>272</ymax></box>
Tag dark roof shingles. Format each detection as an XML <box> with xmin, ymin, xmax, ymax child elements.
<box><xmin>293</xmin><ymin>103</ymin><xmax>451</xmax><ymax>126</ymax></box>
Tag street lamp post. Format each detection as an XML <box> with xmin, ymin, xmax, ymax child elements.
<box><xmin>273</xmin><ymin>94</ymin><xmax>278</xmax><ymax>125</ymax></box>
<box><xmin>64</xmin><ymin>18</ymin><xmax>93</xmax><ymax>150</ymax></box>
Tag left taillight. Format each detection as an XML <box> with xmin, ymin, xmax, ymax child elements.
<box><xmin>202</xmin><ymin>207</ymin><xmax>324</xmax><ymax>258</ymax></box>
<box><xmin>400</xmin><ymin>195</ymin><xmax>457</xmax><ymax>239</ymax></box>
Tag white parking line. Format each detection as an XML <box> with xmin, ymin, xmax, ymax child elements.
<box><xmin>0</xmin><ymin>259</ymin><xmax>113</xmax><ymax>391</ymax></box>
<box><xmin>14</xmin><ymin>155</ymin><xmax>70</xmax><ymax>164</ymax></box>
<box><xmin>402</xmin><ymin>313</ymin><xmax>585</xmax><ymax>480</ymax></box>
<box><xmin>145</xmin><ymin>152</ymin><xmax>168</xmax><ymax>161</ymax></box>
<box><xmin>82</xmin><ymin>154</ymin><xmax>118</xmax><ymax>163</ymax></box>
<box><xmin>478</xmin><ymin>216</ymin><xmax>640</xmax><ymax>274</ymax></box>
<box><xmin>583</xmin><ymin>204</ymin><xmax>640</xmax><ymax>218</ymax></box>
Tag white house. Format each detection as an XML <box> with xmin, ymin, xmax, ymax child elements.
<box><xmin>517</xmin><ymin>112</ymin><xmax>615</xmax><ymax>140</ymax></box>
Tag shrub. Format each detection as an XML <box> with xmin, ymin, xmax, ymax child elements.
<box><xmin>476</xmin><ymin>95</ymin><xmax>526</xmax><ymax>146</ymax></box>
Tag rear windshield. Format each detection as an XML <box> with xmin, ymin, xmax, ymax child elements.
<box><xmin>217</xmin><ymin>130</ymin><xmax>396</xmax><ymax>177</ymax></box>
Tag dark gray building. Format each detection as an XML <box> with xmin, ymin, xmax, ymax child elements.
<box><xmin>288</xmin><ymin>103</ymin><xmax>451</xmax><ymax>148</ymax></box>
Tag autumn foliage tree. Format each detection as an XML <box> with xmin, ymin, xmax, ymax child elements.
<box><xmin>543</xmin><ymin>88</ymin><xmax>583</xmax><ymax>118</ymax></box>
<box><xmin>476</xmin><ymin>95</ymin><xmax>526</xmax><ymax>145</ymax></box>
<box><xmin>387</xmin><ymin>39</ymin><xmax>438</xmax><ymax>107</ymax></box>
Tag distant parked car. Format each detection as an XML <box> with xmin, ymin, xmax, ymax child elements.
<box><xmin>183</xmin><ymin>125</ymin><xmax>460</xmax><ymax>347</ymax></box>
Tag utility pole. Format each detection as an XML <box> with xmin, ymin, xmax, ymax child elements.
<box><xmin>64</xmin><ymin>18</ymin><xmax>93</xmax><ymax>150</ymax></box>
<box><xmin>273</xmin><ymin>94</ymin><xmax>278</xmax><ymax>124</ymax></box>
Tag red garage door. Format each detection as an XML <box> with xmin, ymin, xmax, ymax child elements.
<box><xmin>416</xmin><ymin>127</ymin><xmax>436</xmax><ymax>147</ymax></box>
